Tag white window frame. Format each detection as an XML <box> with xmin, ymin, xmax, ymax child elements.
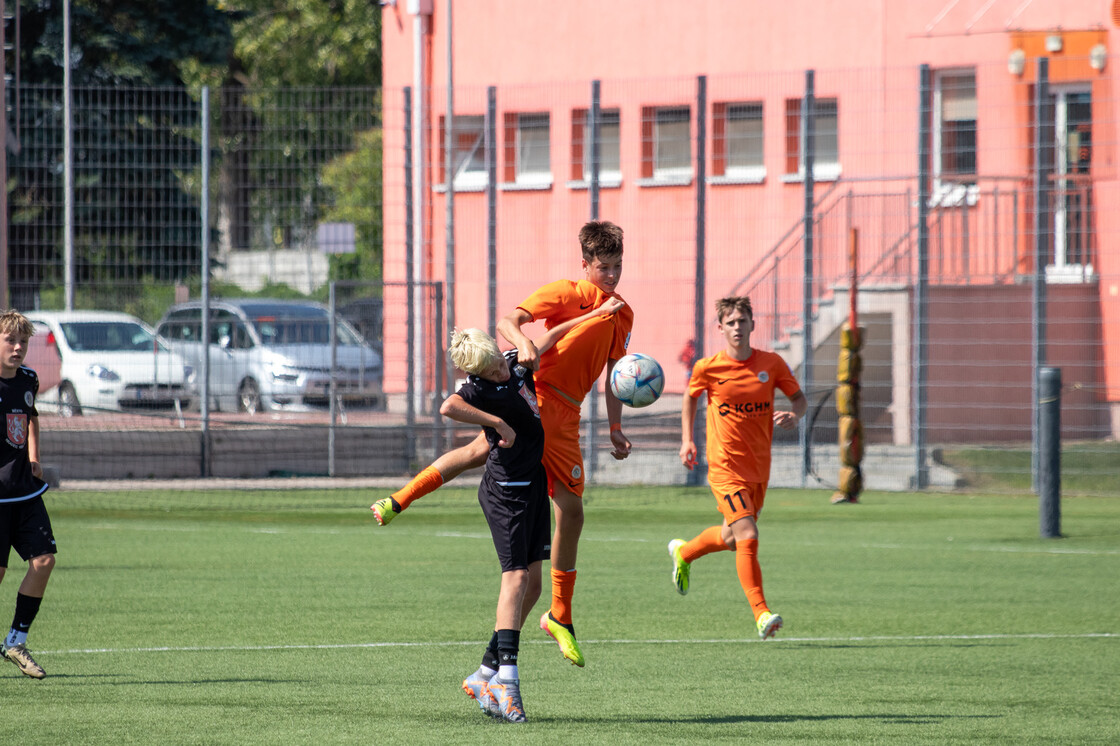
<box><xmin>654</xmin><ymin>106</ymin><xmax>692</xmax><ymax>180</ymax></box>
<box><xmin>579</xmin><ymin>109</ymin><xmax>621</xmax><ymax>186</ymax></box>
<box><xmin>515</xmin><ymin>112</ymin><xmax>551</xmax><ymax>187</ymax></box>
<box><xmin>450</xmin><ymin>115</ymin><xmax>487</xmax><ymax>191</ymax></box>
<box><xmin>723</xmin><ymin>101</ymin><xmax>765</xmax><ymax>182</ymax></box>
<box><xmin>931</xmin><ymin>69</ymin><xmax>978</xmax><ymax>207</ymax></box>
<box><xmin>782</xmin><ymin>97</ymin><xmax>841</xmax><ymax>183</ymax></box>
<box><xmin>1047</xmin><ymin>84</ymin><xmax>1094</xmax><ymax>283</ymax></box>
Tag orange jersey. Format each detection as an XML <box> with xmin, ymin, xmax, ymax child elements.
<box><xmin>688</xmin><ymin>349</ymin><xmax>801</xmax><ymax>485</ymax></box>
<box><xmin>518</xmin><ymin>279</ymin><xmax>634</xmax><ymax>410</ymax></box>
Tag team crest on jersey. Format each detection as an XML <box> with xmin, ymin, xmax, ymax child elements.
<box><xmin>24</xmin><ymin>391</ymin><xmax>33</xmax><ymax>408</ymax></box>
<box><xmin>758</xmin><ymin>371</ymin><xmax>769</xmax><ymax>383</ymax></box>
<box><xmin>6</xmin><ymin>413</ymin><xmax>27</xmax><ymax>447</ymax></box>
<box><xmin>570</xmin><ymin>465</ymin><xmax>581</xmax><ymax>480</ymax></box>
<box><xmin>518</xmin><ymin>382</ymin><xmax>540</xmax><ymax>416</ymax></box>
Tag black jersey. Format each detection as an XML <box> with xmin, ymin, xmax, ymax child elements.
<box><xmin>0</xmin><ymin>367</ymin><xmax>47</xmax><ymax>503</ymax></box>
<box><xmin>456</xmin><ymin>351</ymin><xmax>545</xmax><ymax>485</ymax></box>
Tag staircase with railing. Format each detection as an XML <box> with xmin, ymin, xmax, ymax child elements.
<box><xmin>728</xmin><ymin>179</ymin><xmax>1036</xmax><ymax>358</ymax></box>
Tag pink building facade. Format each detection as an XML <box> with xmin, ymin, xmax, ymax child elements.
<box><xmin>381</xmin><ymin>0</ymin><xmax>1120</xmax><ymax>443</ymax></box>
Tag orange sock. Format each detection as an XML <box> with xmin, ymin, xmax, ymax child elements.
<box><xmin>735</xmin><ymin>538</ymin><xmax>769</xmax><ymax>621</ymax></box>
<box><xmin>549</xmin><ymin>568</ymin><xmax>577</xmax><ymax>626</ymax></box>
<box><xmin>391</xmin><ymin>466</ymin><xmax>444</xmax><ymax>511</ymax></box>
<box><xmin>681</xmin><ymin>525</ymin><xmax>729</xmax><ymax>563</ymax></box>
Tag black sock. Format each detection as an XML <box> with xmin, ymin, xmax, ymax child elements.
<box><xmin>11</xmin><ymin>593</ymin><xmax>42</xmax><ymax>635</ymax></box>
<box><xmin>496</xmin><ymin>628</ymin><xmax>519</xmax><ymax>671</ymax></box>
<box><xmin>483</xmin><ymin>631</ymin><xmax>500</xmax><ymax>671</ymax></box>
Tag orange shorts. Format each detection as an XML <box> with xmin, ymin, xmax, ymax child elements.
<box><xmin>537</xmin><ymin>385</ymin><xmax>585</xmax><ymax>498</ymax></box>
<box><xmin>709</xmin><ymin>481</ymin><xmax>767</xmax><ymax>525</ymax></box>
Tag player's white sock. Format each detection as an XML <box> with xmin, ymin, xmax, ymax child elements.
<box><xmin>499</xmin><ymin>664</ymin><xmax>518</xmax><ymax>681</ymax></box>
<box><xmin>5</xmin><ymin>629</ymin><xmax>27</xmax><ymax>648</ymax></box>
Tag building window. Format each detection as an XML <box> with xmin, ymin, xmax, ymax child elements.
<box><xmin>930</xmin><ymin>71</ymin><xmax>978</xmax><ymax>206</ymax></box>
<box><xmin>641</xmin><ymin>105</ymin><xmax>692</xmax><ymax>183</ymax></box>
<box><xmin>571</xmin><ymin>108</ymin><xmax>621</xmax><ymax>186</ymax></box>
<box><xmin>713</xmin><ymin>101</ymin><xmax>764</xmax><ymax>182</ymax></box>
<box><xmin>438</xmin><ymin>114</ymin><xmax>487</xmax><ymax>191</ymax></box>
<box><xmin>936</xmin><ymin>72</ymin><xmax>977</xmax><ymax>180</ymax></box>
<box><xmin>784</xmin><ymin>97</ymin><xmax>840</xmax><ymax>181</ymax></box>
<box><xmin>503</xmin><ymin>112</ymin><xmax>551</xmax><ymax>188</ymax></box>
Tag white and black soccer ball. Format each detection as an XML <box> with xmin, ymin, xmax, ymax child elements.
<box><xmin>610</xmin><ymin>353</ymin><xmax>665</xmax><ymax>408</ymax></box>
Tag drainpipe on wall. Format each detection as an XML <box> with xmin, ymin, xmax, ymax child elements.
<box><xmin>409</xmin><ymin>0</ymin><xmax>432</xmax><ymax>415</ymax></box>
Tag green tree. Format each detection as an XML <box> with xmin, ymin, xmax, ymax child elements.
<box><xmin>203</xmin><ymin>0</ymin><xmax>383</xmax><ymax>283</ymax></box>
<box><xmin>7</xmin><ymin>0</ymin><xmax>236</xmax><ymax>308</ymax></box>
<box><xmin>321</xmin><ymin>125</ymin><xmax>383</xmax><ymax>282</ymax></box>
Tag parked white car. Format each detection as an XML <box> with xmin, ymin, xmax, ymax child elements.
<box><xmin>25</xmin><ymin>310</ymin><xmax>195</xmax><ymax>417</ymax></box>
<box><xmin>155</xmin><ymin>299</ymin><xmax>383</xmax><ymax>414</ymax></box>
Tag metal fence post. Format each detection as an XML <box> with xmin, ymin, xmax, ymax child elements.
<box><xmin>433</xmin><ymin>282</ymin><xmax>445</xmax><ymax>458</ymax></box>
<box><xmin>1038</xmin><ymin>366</ymin><xmax>1061</xmax><ymax>538</ymax></box>
<box><xmin>200</xmin><ymin>86</ymin><xmax>212</xmax><ymax>477</ymax></box>
<box><xmin>404</xmin><ymin>85</ymin><xmax>417</xmax><ymax>465</ymax></box>
<box><xmin>688</xmin><ymin>75</ymin><xmax>708</xmax><ymax>486</ymax></box>
<box><xmin>1031</xmin><ymin>57</ymin><xmax>1053</xmax><ymax>492</ymax></box>
<box><xmin>328</xmin><ymin>281</ymin><xmax>337</xmax><ymax>477</ymax></box>
<box><xmin>486</xmin><ymin>86</ymin><xmax>497</xmax><ymax>338</ymax></box>
<box><xmin>799</xmin><ymin>69</ymin><xmax>815</xmax><ymax>487</ymax></box>
<box><xmin>914</xmin><ymin>64</ymin><xmax>931</xmax><ymax>488</ymax></box>
<box><xmin>586</xmin><ymin>80</ymin><xmax>601</xmax><ymax>482</ymax></box>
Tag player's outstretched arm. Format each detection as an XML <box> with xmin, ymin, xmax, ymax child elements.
<box><xmin>28</xmin><ymin>414</ymin><xmax>43</xmax><ymax>480</ymax></box>
<box><xmin>680</xmin><ymin>393</ymin><xmax>700</xmax><ymax>469</ymax></box>
<box><xmin>533</xmin><ymin>297</ymin><xmax>625</xmax><ymax>355</ymax></box>
<box><xmin>604</xmin><ymin>357</ymin><xmax>632</xmax><ymax>460</ymax></box>
<box><xmin>440</xmin><ymin>394</ymin><xmax>516</xmax><ymax>448</ymax></box>
<box><xmin>497</xmin><ymin>308</ymin><xmax>540</xmax><ymax>371</ymax></box>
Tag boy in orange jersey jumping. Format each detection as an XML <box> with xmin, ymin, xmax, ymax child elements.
<box><xmin>671</xmin><ymin>296</ymin><xmax>807</xmax><ymax>639</ymax></box>
<box><xmin>372</xmin><ymin>220</ymin><xmax>634</xmax><ymax>668</ymax></box>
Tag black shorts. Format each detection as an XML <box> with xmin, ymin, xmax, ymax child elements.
<box><xmin>478</xmin><ymin>469</ymin><xmax>550</xmax><ymax>572</ymax></box>
<box><xmin>0</xmin><ymin>496</ymin><xmax>57</xmax><ymax>568</ymax></box>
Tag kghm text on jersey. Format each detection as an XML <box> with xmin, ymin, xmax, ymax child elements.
<box><xmin>717</xmin><ymin>400</ymin><xmax>772</xmax><ymax>417</ymax></box>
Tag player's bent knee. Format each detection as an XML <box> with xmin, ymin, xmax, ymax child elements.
<box><xmin>29</xmin><ymin>554</ymin><xmax>55</xmax><ymax>574</ymax></box>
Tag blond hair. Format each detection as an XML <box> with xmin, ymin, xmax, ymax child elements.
<box><xmin>0</xmin><ymin>309</ymin><xmax>35</xmax><ymax>339</ymax></box>
<box><xmin>449</xmin><ymin>327</ymin><xmax>503</xmax><ymax>375</ymax></box>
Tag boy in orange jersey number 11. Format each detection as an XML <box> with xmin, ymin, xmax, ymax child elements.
<box><xmin>671</xmin><ymin>296</ymin><xmax>807</xmax><ymax>640</ymax></box>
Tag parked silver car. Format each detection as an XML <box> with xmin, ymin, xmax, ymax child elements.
<box><xmin>25</xmin><ymin>310</ymin><xmax>194</xmax><ymax>417</ymax></box>
<box><xmin>155</xmin><ymin>299</ymin><xmax>383</xmax><ymax>414</ymax></box>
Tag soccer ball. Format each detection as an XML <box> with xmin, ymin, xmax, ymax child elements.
<box><xmin>610</xmin><ymin>353</ymin><xmax>665</xmax><ymax>408</ymax></box>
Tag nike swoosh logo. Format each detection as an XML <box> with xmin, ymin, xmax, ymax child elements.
<box><xmin>716</xmin><ymin>378</ymin><xmax>733</xmax><ymax>384</ymax></box>
<box><xmin>567</xmin><ymin>480</ymin><xmax>582</xmax><ymax>489</ymax></box>
<box><xmin>579</xmin><ymin>303</ymin><xmax>593</xmax><ymax>310</ymax></box>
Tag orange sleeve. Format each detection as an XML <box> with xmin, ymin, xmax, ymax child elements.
<box><xmin>687</xmin><ymin>356</ymin><xmax>710</xmax><ymax>399</ymax></box>
<box><xmin>518</xmin><ymin>280</ymin><xmax>578</xmax><ymax>325</ymax></box>
<box><xmin>773</xmin><ymin>354</ymin><xmax>801</xmax><ymax>398</ymax></box>
<box><xmin>609</xmin><ymin>303</ymin><xmax>635</xmax><ymax>360</ymax></box>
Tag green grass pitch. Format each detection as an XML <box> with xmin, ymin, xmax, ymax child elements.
<box><xmin>4</xmin><ymin>486</ymin><xmax>1117</xmax><ymax>744</ymax></box>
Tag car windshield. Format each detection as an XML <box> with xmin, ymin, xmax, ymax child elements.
<box><xmin>251</xmin><ymin>317</ymin><xmax>363</xmax><ymax>347</ymax></box>
<box><xmin>61</xmin><ymin>321</ymin><xmax>165</xmax><ymax>352</ymax></box>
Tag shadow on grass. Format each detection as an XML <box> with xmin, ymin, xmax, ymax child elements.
<box><xmin>36</xmin><ymin>675</ymin><xmax>306</xmax><ymax>686</ymax></box>
<box><xmin>536</xmin><ymin>713</ymin><xmax>1002</xmax><ymax>726</ymax></box>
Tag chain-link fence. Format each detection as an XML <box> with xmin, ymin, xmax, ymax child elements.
<box><xmin>6</xmin><ymin>60</ymin><xmax>1119</xmax><ymax>496</ymax></box>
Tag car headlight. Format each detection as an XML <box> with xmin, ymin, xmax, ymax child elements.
<box><xmin>271</xmin><ymin>365</ymin><xmax>300</xmax><ymax>383</ymax></box>
<box><xmin>87</xmin><ymin>364</ymin><xmax>121</xmax><ymax>382</ymax></box>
